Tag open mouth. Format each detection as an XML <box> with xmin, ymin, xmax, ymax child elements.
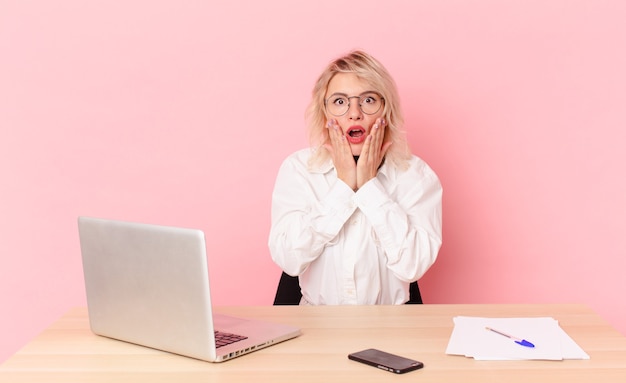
<box><xmin>346</xmin><ymin>126</ymin><xmax>367</xmax><ymax>144</ymax></box>
<box><xmin>347</xmin><ymin>127</ymin><xmax>366</xmax><ymax>138</ymax></box>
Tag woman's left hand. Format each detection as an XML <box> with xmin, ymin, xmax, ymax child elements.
<box><xmin>356</xmin><ymin>118</ymin><xmax>392</xmax><ymax>189</ymax></box>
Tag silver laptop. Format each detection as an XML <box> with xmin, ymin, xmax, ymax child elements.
<box><xmin>78</xmin><ymin>216</ymin><xmax>300</xmax><ymax>362</ymax></box>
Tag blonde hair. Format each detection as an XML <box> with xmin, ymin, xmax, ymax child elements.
<box><xmin>306</xmin><ymin>50</ymin><xmax>411</xmax><ymax>170</ymax></box>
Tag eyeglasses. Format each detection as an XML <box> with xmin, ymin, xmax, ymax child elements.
<box><xmin>324</xmin><ymin>91</ymin><xmax>384</xmax><ymax>116</ymax></box>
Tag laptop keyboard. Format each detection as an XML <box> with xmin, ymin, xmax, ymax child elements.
<box><xmin>214</xmin><ymin>331</ymin><xmax>248</xmax><ymax>348</ymax></box>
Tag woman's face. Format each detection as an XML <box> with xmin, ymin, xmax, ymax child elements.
<box><xmin>324</xmin><ymin>72</ymin><xmax>384</xmax><ymax>156</ymax></box>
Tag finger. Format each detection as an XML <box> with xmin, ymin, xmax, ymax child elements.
<box><xmin>374</xmin><ymin>117</ymin><xmax>385</xmax><ymax>143</ymax></box>
<box><xmin>365</xmin><ymin>120</ymin><xmax>382</xmax><ymax>159</ymax></box>
<box><xmin>373</xmin><ymin>118</ymin><xmax>387</xmax><ymax>157</ymax></box>
<box><xmin>327</xmin><ymin>120</ymin><xmax>354</xmax><ymax>160</ymax></box>
<box><xmin>360</xmin><ymin>125</ymin><xmax>374</xmax><ymax>158</ymax></box>
<box><xmin>326</xmin><ymin>120</ymin><xmax>341</xmax><ymax>145</ymax></box>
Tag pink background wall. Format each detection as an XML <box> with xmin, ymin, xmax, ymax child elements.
<box><xmin>1</xmin><ymin>0</ymin><xmax>625</xmax><ymax>363</ymax></box>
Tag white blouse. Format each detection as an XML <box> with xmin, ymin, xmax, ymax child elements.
<box><xmin>269</xmin><ymin>148</ymin><xmax>443</xmax><ymax>305</ymax></box>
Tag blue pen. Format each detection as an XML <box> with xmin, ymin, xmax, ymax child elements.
<box><xmin>485</xmin><ymin>327</ymin><xmax>535</xmax><ymax>348</ymax></box>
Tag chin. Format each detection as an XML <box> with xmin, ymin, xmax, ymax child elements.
<box><xmin>351</xmin><ymin>146</ymin><xmax>363</xmax><ymax>157</ymax></box>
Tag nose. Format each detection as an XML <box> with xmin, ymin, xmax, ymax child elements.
<box><xmin>347</xmin><ymin>99</ymin><xmax>363</xmax><ymax>120</ymax></box>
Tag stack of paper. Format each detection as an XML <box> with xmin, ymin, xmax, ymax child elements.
<box><xmin>445</xmin><ymin>316</ymin><xmax>589</xmax><ymax>360</ymax></box>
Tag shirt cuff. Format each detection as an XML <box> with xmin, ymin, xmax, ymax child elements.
<box><xmin>353</xmin><ymin>178</ymin><xmax>387</xmax><ymax>209</ymax></box>
<box><xmin>316</xmin><ymin>180</ymin><xmax>358</xmax><ymax>233</ymax></box>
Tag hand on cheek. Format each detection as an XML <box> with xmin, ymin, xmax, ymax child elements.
<box><xmin>323</xmin><ymin>119</ymin><xmax>357</xmax><ymax>191</ymax></box>
<box><xmin>356</xmin><ymin>118</ymin><xmax>392</xmax><ymax>189</ymax></box>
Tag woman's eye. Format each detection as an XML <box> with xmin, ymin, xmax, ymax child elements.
<box><xmin>333</xmin><ymin>98</ymin><xmax>346</xmax><ymax>105</ymax></box>
<box><xmin>361</xmin><ymin>93</ymin><xmax>380</xmax><ymax>104</ymax></box>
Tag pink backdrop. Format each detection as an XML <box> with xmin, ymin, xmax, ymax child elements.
<box><xmin>1</xmin><ymin>0</ymin><xmax>625</xmax><ymax>363</ymax></box>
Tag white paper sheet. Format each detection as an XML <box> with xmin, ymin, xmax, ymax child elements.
<box><xmin>445</xmin><ymin>316</ymin><xmax>590</xmax><ymax>361</ymax></box>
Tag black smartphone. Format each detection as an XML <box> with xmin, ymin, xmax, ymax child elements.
<box><xmin>348</xmin><ymin>348</ymin><xmax>424</xmax><ymax>374</ymax></box>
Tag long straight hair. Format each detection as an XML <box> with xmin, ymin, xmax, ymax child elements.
<box><xmin>305</xmin><ymin>50</ymin><xmax>411</xmax><ymax>170</ymax></box>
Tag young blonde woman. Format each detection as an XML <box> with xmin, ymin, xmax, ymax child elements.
<box><xmin>269</xmin><ymin>50</ymin><xmax>442</xmax><ymax>305</ymax></box>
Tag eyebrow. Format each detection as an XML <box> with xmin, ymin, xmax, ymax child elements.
<box><xmin>326</xmin><ymin>91</ymin><xmax>380</xmax><ymax>98</ymax></box>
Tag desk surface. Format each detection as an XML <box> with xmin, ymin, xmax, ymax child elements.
<box><xmin>1</xmin><ymin>304</ymin><xmax>625</xmax><ymax>383</ymax></box>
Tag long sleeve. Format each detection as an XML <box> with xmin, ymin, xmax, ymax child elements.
<box><xmin>268</xmin><ymin>148</ymin><xmax>442</xmax><ymax>305</ymax></box>
<box><xmin>354</xmin><ymin>159</ymin><xmax>442</xmax><ymax>282</ymax></box>
<box><xmin>268</xmin><ymin>150</ymin><xmax>357</xmax><ymax>276</ymax></box>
